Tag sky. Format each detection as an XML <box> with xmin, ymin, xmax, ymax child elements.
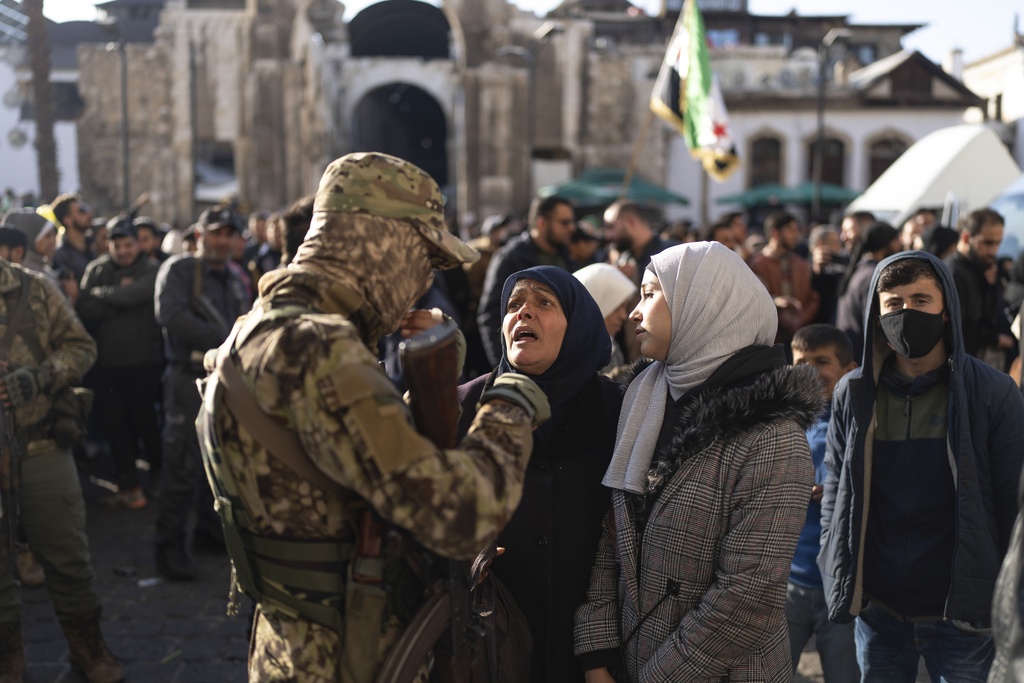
<box><xmin>41</xmin><ymin>0</ymin><xmax>1021</xmax><ymax>66</ymax></box>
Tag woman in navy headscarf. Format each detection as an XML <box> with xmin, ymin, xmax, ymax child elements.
<box><xmin>457</xmin><ymin>265</ymin><xmax>625</xmax><ymax>683</ymax></box>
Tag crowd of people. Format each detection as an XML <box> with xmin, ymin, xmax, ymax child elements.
<box><xmin>0</xmin><ymin>155</ymin><xmax>1022</xmax><ymax>683</ymax></box>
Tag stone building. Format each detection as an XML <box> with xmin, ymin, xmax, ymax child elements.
<box><xmin>70</xmin><ymin>0</ymin><xmax>990</xmax><ymax>229</ymax></box>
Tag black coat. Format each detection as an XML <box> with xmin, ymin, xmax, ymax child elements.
<box><xmin>945</xmin><ymin>250</ymin><xmax>1011</xmax><ymax>357</ymax></box>
<box><xmin>835</xmin><ymin>257</ymin><xmax>878</xmax><ymax>364</ymax></box>
<box><xmin>457</xmin><ymin>372</ymin><xmax>623</xmax><ymax>683</ymax></box>
<box><xmin>77</xmin><ymin>253</ymin><xmax>162</xmax><ymax>368</ymax></box>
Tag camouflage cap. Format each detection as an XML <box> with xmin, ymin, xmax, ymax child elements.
<box><xmin>313</xmin><ymin>152</ymin><xmax>479</xmax><ymax>269</ymax></box>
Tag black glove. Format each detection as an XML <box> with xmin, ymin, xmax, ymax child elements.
<box><xmin>1</xmin><ymin>366</ymin><xmax>53</xmax><ymax>407</ymax></box>
<box><xmin>480</xmin><ymin>374</ymin><xmax>551</xmax><ymax>427</ymax></box>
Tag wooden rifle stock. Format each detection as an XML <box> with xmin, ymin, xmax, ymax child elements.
<box><xmin>377</xmin><ymin>319</ymin><xmax>477</xmax><ymax>683</ymax></box>
<box><xmin>399</xmin><ymin>319</ymin><xmax>459</xmax><ymax>449</ymax></box>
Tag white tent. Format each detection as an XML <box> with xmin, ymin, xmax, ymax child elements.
<box><xmin>991</xmin><ymin>173</ymin><xmax>1024</xmax><ymax>257</ymax></box>
<box><xmin>847</xmin><ymin>124</ymin><xmax>1021</xmax><ymax>227</ymax></box>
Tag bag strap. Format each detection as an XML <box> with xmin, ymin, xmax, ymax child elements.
<box><xmin>214</xmin><ymin>322</ymin><xmax>347</xmax><ymax>498</ymax></box>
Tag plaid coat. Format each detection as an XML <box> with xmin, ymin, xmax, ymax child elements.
<box><xmin>574</xmin><ymin>364</ymin><xmax>821</xmax><ymax>682</ymax></box>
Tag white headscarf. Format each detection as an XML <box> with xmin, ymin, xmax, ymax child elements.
<box><xmin>573</xmin><ymin>263</ymin><xmax>638</xmax><ymax>319</ymax></box>
<box><xmin>602</xmin><ymin>242</ymin><xmax>777</xmax><ymax>494</ymax></box>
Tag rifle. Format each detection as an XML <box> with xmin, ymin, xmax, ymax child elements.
<box><xmin>377</xmin><ymin>318</ymin><xmax>479</xmax><ymax>683</ymax></box>
<box><xmin>0</xmin><ymin>402</ymin><xmax>19</xmax><ymax>559</ymax></box>
<box><xmin>188</xmin><ymin>258</ymin><xmax>231</xmax><ymax>371</ymax></box>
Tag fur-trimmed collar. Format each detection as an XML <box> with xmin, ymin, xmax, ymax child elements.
<box><xmin>628</xmin><ymin>361</ymin><xmax>824</xmax><ymax>492</ymax></box>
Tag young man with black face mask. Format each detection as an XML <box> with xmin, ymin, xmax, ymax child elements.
<box><xmin>819</xmin><ymin>251</ymin><xmax>1024</xmax><ymax>681</ymax></box>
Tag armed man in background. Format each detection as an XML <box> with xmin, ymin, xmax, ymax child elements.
<box><xmin>197</xmin><ymin>152</ymin><xmax>549</xmax><ymax>683</ymax></box>
<box><xmin>0</xmin><ymin>253</ymin><xmax>122</xmax><ymax>683</ymax></box>
<box><xmin>154</xmin><ymin>206</ymin><xmax>248</xmax><ymax>581</ymax></box>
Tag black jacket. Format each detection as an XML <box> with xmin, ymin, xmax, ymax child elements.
<box><xmin>945</xmin><ymin>250</ymin><xmax>1011</xmax><ymax>357</ymax></box>
<box><xmin>458</xmin><ymin>372</ymin><xmax>623</xmax><ymax>683</ymax></box>
<box><xmin>835</xmin><ymin>257</ymin><xmax>878</xmax><ymax>364</ymax></box>
<box><xmin>820</xmin><ymin>251</ymin><xmax>1024</xmax><ymax>627</ymax></box>
<box><xmin>154</xmin><ymin>253</ymin><xmax>248</xmax><ymax>367</ymax></box>
<box><xmin>77</xmin><ymin>253</ymin><xmax>162</xmax><ymax>368</ymax></box>
<box><xmin>476</xmin><ymin>232</ymin><xmax>571</xmax><ymax>367</ymax></box>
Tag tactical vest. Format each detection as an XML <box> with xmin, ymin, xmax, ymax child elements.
<box><xmin>197</xmin><ymin>303</ymin><xmax>356</xmax><ymax>632</ymax></box>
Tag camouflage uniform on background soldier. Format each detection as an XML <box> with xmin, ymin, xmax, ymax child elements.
<box><xmin>197</xmin><ymin>152</ymin><xmax>550</xmax><ymax>683</ymax></box>
<box><xmin>0</xmin><ymin>260</ymin><xmax>123</xmax><ymax>683</ymax></box>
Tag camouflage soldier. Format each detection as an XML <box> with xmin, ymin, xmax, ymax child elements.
<box><xmin>197</xmin><ymin>152</ymin><xmax>550</xmax><ymax>682</ymax></box>
<box><xmin>0</xmin><ymin>259</ymin><xmax>123</xmax><ymax>683</ymax></box>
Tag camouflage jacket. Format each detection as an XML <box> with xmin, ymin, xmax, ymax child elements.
<box><xmin>0</xmin><ymin>261</ymin><xmax>96</xmax><ymax>430</ymax></box>
<box><xmin>203</xmin><ymin>284</ymin><xmax>534</xmax><ymax>682</ymax></box>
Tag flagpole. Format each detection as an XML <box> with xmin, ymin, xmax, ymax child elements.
<box><xmin>700</xmin><ymin>164</ymin><xmax>709</xmax><ymax>228</ymax></box>
<box><xmin>619</xmin><ymin>106</ymin><xmax>656</xmax><ymax>200</ymax></box>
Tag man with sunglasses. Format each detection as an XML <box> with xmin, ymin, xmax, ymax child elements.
<box><xmin>50</xmin><ymin>194</ymin><xmax>95</xmax><ymax>286</ymax></box>
<box><xmin>477</xmin><ymin>195</ymin><xmax>576</xmax><ymax>366</ymax></box>
<box><xmin>153</xmin><ymin>205</ymin><xmax>250</xmax><ymax>580</ymax></box>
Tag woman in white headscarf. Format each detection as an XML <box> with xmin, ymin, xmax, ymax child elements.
<box><xmin>573</xmin><ymin>263</ymin><xmax>637</xmax><ymax>377</ymax></box>
<box><xmin>574</xmin><ymin>242</ymin><xmax>823</xmax><ymax>683</ymax></box>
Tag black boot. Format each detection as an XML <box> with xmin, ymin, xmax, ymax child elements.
<box><xmin>0</xmin><ymin>620</ymin><xmax>25</xmax><ymax>683</ymax></box>
<box><xmin>156</xmin><ymin>542</ymin><xmax>198</xmax><ymax>581</ymax></box>
<box><xmin>57</xmin><ymin>607</ymin><xmax>123</xmax><ymax>683</ymax></box>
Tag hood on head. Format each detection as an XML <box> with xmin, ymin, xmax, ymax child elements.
<box><xmin>272</xmin><ymin>212</ymin><xmax>434</xmax><ymax>345</ymax></box>
<box><xmin>861</xmin><ymin>249</ymin><xmax>963</xmax><ymax>377</ymax></box>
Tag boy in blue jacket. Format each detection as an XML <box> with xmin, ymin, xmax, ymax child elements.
<box><xmin>788</xmin><ymin>324</ymin><xmax>859</xmax><ymax>681</ymax></box>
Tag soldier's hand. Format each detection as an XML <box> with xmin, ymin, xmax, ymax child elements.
<box><xmin>0</xmin><ymin>366</ymin><xmax>53</xmax><ymax>407</ymax></box>
<box><xmin>399</xmin><ymin>308</ymin><xmax>446</xmax><ymax>338</ymax></box>
<box><xmin>480</xmin><ymin>374</ymin><xmax>551</xmax><ymax>427</ymax></box>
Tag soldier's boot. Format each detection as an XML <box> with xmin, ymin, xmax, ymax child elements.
<box><xmin>57</xmin><ymin>607</ymin><xmax>124</xmax><ymax>683</ymax></box>
<box><xmin>0</xmin><ymin>620</ymin><xmax>25</xmax><ymax>683</ymax></box>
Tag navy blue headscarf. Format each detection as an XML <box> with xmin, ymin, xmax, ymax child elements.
<box><xmin>498</xmin><ymin>266</ymin><xmax>611</xmax><ymax>439</ymax></box>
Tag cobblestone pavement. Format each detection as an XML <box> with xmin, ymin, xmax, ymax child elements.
<box><xmin>18</xmin><ymin>466</ymin><xmax>250</xmax><ymax>683</ymax></box>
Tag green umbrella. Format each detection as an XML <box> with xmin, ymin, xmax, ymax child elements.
<box><xmin>716</xmin><ymin>183</ymin><xmax>789</xmax><ymax>208</ymax></box>
<box><xmin>538</xmin><ymin>168</ymin><xmax>689</xmax><ymax>206</ymax></box>
<box><xmin>717</xmin><ymin>182</ymin><xmax>860</xmax><ymax>208</ymax></box>
<box><xmin>781</xmin><ymin>181</ymin><xmax>861</xmax><ymax>205</ymax></box>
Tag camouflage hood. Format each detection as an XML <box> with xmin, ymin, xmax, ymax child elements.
<box><xmin>258</xmin><ymin>213</ymin><xmax>433</xmax><ymax>346</ymax></box>
<box><xmin>258</xmin><ymin>152</ymin><xmax>480</xmax><ymax>346</ymax></box>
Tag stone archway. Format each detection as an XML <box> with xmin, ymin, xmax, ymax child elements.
<box><xmin>351</xmin><ymin>83</ymin><xmax>449</xmax><ymax>188</ymax></box>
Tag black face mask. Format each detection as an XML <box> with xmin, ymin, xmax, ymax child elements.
<box><xmin>879</xmin><ymin>308</ymin><xmax>946</xmax><ymax>359</ymax></box>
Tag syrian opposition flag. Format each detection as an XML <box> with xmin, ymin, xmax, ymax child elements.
<box><xmin>650</xmin><ymin>0</ymin><xmax>739</xmax><ymax>181</ymax></box>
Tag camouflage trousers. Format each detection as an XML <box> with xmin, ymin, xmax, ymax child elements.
<box><xmin>0</xmin><ymin>442</ymin><xmax>99</xmax><ymax>623</ymax></box>
<box><xmin>249</xmin><ymin>597</ymin><xmax>429</xmax><ymax>683</ymax></box>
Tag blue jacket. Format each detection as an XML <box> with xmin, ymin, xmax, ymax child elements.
<box><xmin>789</xmin><ymin>406</ymin><xmax>829</xmax><ymax>590</ymax></box>
<box><xmin>818</xmin><ymin>251</ymin><xmax>1024</xmax><ymax>627</ymax></box>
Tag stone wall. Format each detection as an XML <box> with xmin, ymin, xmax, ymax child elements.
<box><xmin>76</xmin><ymin>41</ymin><xmax>176</xmax><ymax>222</ymax></box>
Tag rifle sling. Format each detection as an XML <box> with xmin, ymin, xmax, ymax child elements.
<box><xmin>214</xmin><ymin>331</ymin><xmax>347</xmax><ymax>499</ymax></box>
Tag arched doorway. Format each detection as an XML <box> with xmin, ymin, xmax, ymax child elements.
<box><xmin>348</xmin><ymin>0</ymin><xmax>450</xmax><ymax>59</ymax></box>
<box><xmin>351</xmin><ymin>83</ymin><xmax>448</xmax><ymax>187</ymax></box>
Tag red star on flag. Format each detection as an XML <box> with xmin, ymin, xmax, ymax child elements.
<box><xmin>712</xmin><ymin>121</ymin><xmax>728</xmax><ymax>140</ymax></box>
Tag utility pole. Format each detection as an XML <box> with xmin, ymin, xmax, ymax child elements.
<box><xmin>24</xmin><ymin>0</ymin><xmax>58</xmax><ymax>200</ymax></box>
